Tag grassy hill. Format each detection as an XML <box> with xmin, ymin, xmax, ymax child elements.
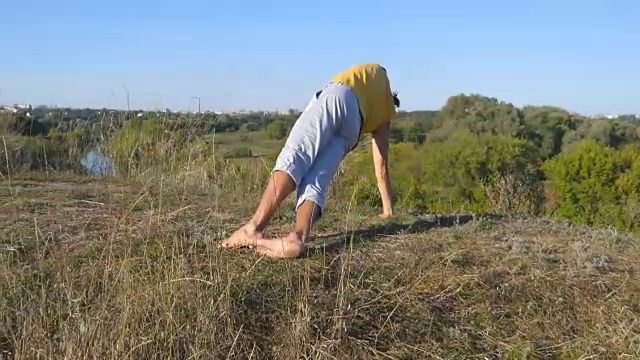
<box><xmin>2</xmin><ymin>174</ymin><xmax>639</xmax><ymax>359</ymax></box>
<box><xmin>2</xmin><ymin>96</ymin><xmax>640</xmax><ymax>358</ymax></box>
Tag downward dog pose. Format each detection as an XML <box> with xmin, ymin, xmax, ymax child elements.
<box><xmin>220</xmin><ymin>63</ymin><xmax>399</xmax><ymax>258</ymax></box>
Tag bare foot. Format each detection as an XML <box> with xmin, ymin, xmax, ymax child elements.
<box><xmin>253</xmin><ymin>232</ymin><xmax>306</xmax><ymax>259</ymax></box>
<box><xmin>219</xmin><ymin>224</ymin><xmax>264</xmax><ymax>249</ymax></box>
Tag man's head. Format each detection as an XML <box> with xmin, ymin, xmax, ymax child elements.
<box><xmin>392</xmin><ymin>91</ymin><xmax>400</xmax><ymax>108</ymax></box>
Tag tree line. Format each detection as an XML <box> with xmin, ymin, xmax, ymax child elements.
<box><xmin>334</xmin><ymin>94</ymin><xmax>640</xmax><ymax>233</ymax></box>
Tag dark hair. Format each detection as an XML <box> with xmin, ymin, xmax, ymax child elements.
<box><xmin>392</xmin><ymin>91</ymin><xmax>400</xmax><ymax>108</ymax></box>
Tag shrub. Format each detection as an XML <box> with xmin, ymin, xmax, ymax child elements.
<box><xmin>0</xmin><ymin>135</ymin><xmax>85</xmax><ymax>174</ymax></box>
<box><xmin>107</xmin><ymin>118</ymin><xmax>208</xmax><ymax>177</ymax></box>
<box><xmin>419</xmin><ymin>131</ymin><xmax>543</xmax><ymax>214</ymax></box>
<box><xmin>541</xmin><ymin>140</ymin><xmax>633</xmax><ymax>229</ymax></box>
<box><xmin>225</xmin><ymin>146</ymin><xmax>253</xmax><ymax>159</ymax></box>
<box><xmin>334</xmin><ymin>131</ymin><xmax>543</xmax><ymax>215</ymax></box>
<box><xmin>264</xmin><ymin>121</ymin><xmax>289</xmax><ymax>140</ymax></box>
<box><xmin>334</xmin><ymin>141</ymin><xmax>425</xmax><ymax>212</ymax></box>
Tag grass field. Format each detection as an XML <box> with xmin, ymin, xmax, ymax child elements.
<box><xmin>211</xmin><ymin>131</ymin><xmax>285</xmax><ymax>157</ymax></box>
<box><xmin>2</xmin><ymin>171</ymin><xmax>639</xmax><ymax>359</ymax></box>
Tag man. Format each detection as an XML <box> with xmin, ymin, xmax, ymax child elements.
<box><xmin>220</xmin><ymin>63</ymin><xmax>399</xmax><ymax>259</ymax></box>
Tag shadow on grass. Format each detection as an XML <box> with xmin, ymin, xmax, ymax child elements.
<box><xmin>307</xmin><ymin>213</ymin><xmax>496</xmax><ymax>256</ymax></box>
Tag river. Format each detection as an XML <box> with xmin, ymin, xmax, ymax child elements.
<box><xmin>80</xmin><ymin>150</ymin><xmax>114</xmax><ymax>177</ymax></box>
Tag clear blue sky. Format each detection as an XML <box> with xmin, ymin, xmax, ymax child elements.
<box><xmin>1</xmin><ymin>0</ymin><xmax>638</xmax><ymax>114</ymax></box>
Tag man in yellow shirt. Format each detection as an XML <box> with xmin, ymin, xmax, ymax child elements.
<box><xmin>220</xmin><ymin>63</ymin><xmax>399</xmax><ymax>258</ymax></box>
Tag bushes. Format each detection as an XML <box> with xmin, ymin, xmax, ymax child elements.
<box><xmin>421</xmin><ymin>131</ymin><xmax>543</xmax><ymax>214</ymax></box>
<box><xmin>0</xmin><ymin>114</ymin><xmax>94</xmax><ymax>174</ymax></box>
<box><xmin>8</xmin><ymin>114</ymin><xmax>635</xmax><ymax>235</ymax></box>
<box><xmin>225</xmin><ymin>146</ymin><xmax>253</xmax><ymax>159</ymax></box>
<box><xmin>0</xmin><ymin>135</ymin><xmax>85</xmax><ymax>174</ymax></box>
<box><xmin>264</xmin><ymin>120</ymin><xmax>289</xmax><ymax>140</ymax></box>
<box><xmin>542</xmin><ymin>140</ymin><xmax>640</xmax><ymax>231</ymax></box>
<box><xmin>335</xmin><ymin>142</ymin><xmax>422</xmax><ymax>211</ymax></box>
<box><xmin>336</xmin><ymin>131</ymin><xmax>543</xmax><ymax>215</ymax></box>
<box><xmin>334</xmin><ymin>130</ymin><xmax>640</xmax><ymax>234</ymax></box>
<box><xmin>3</xmin><ymin>95</ymin><xmax>640</xmax><ymax>235</ymax></box>
<box><xmin>104</xmin><ymin>118</ymin><xmax>271</xmax><ymax>193</ymax></box>
<box><xmin>107</xmin><ymin>118</ymin><xmax>216</xmax><ymax>177</ymax></box>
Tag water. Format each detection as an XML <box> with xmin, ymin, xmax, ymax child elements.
<box><xmin>80</xmin><ymin>150</ymin><xmax>114</xmax><ymax>176</ymax></box>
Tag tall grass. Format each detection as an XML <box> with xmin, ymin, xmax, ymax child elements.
<box><xmin>1</xmin><ymin>113</ymin><xmax>640</xmax><ymax>358</ymax></box>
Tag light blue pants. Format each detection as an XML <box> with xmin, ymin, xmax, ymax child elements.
<box><xmin>273</xmin><ymin>82</ymin><xmax>362</xmax><ymax>212</ymax></box>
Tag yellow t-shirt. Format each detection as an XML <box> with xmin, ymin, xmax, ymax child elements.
<box><xmin>332</xmin><ymin>63</ymin><xmax>396</xmax><ymax>134</ymax></box>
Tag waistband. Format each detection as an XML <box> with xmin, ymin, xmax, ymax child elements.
<box><xmin>315</xmin><ymin>83</ymin><xmax>364</xmax><ymax>151</ymax></box>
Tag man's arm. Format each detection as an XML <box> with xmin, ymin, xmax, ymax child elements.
<box><xmin>371</xmin><ymin>120</ymin><xmax>394</xmax><ymax>217</ymax></box>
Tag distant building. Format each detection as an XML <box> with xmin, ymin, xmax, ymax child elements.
<box><xmin>2</xmin><ymin>105</ymin><xmax>30</xmax><ymax>114</ymax></box>
<box><xmin>1</xmin><ymin>106</ymin><xmax>19</xmax><ymax>113</ymax></box>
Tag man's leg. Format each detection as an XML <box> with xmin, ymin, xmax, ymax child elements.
<box><xmin>247</xmin><ymin>84</ymin><xmax>362</xmax><ymax>259</ymax></box>
<box><xmin>252</xmin><ymin>134</ymin><xmax>353</xmax><ymax>258</ymax></box>
<box><xmin>221</xmin><ymin>88</ymin><xmax>343</xmax><ymax>249</ymax></box>
<box><xmin>219</xmin><ymin>170</ymin><xmax>295</xmax><ymax>248</ymax></box>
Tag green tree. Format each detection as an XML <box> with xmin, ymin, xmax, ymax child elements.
<box><xmin>264</xmin><ymin>120</ymin><xmax>288</xmax><ymax>140</ymax></box>
<box><xmin>542</xmin><ymin>140</ymin><xmax>627</xmax><ymax>228</ymax></box>
<box><xmin>521</xmin><ymin>106</ymin><xmax>578</xmax><ymax>159</ymax></box>
<box><xmin>420</xmin><ymin>130</ymin><xmax>542</xmax><ymax>214</ymax></box>
<box><xmin>427</xmin><ymin>94</ymin><xmax>526</xmax><ymax>144</ymax></box>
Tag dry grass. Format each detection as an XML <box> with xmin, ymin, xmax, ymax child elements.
<box><xmin>1</xmin><ymin>175</ymin><xmax>640</xmax><ymax>359</ymax></box>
